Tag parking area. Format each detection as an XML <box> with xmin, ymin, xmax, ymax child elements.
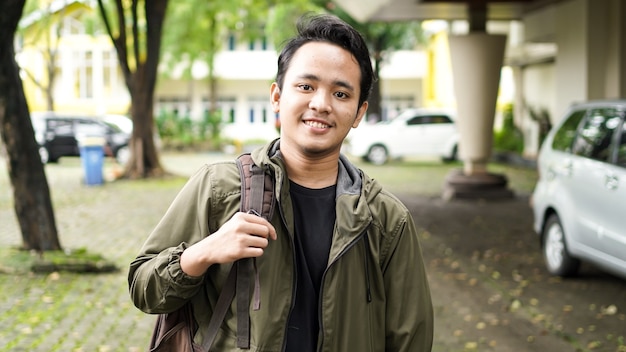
<box><xmin>0</xmin><ymin>153</ymin><xmax>624</xmax><ymax>351</ymax></box>
<box><xmin>404</xmin><ymin>194</ymin><xmax>626</xmax><ymax>351</ymax></box>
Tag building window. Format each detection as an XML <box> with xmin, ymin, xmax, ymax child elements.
<box><xmin>61</xmin><ymin>16</ymin><xmax>85</xmax><ymax>36</ymax></box>
<box><xmin>102</xmin><ymin>49</ymin><xmax>120</xmax><ymax>96</ymax></box>
<box><xmin>74</xmin><ymin>50</ymin><xmax>93</xmax><ymax>99</ymax></box>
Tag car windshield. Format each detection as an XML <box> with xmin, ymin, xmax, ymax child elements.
<box><xmin>103</xmin><ymin>121</ymin><xmax>124</xmax><ymax>133</ymax></box>
<box><xmin>103</xmin><ymin>116</ymin><xmax>133</xmax><ymax>134</ymax></box>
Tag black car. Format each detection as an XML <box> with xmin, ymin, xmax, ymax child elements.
<box><xmin>31</xmin><ymin>112</ymin><xmax>131</xmax><ymax>164</ymax></box>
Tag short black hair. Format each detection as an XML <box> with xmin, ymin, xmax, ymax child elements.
<box><xmin>276</xmin><ymin>14</ymin><xmax>374</xmax><ymax>107</ymax></box>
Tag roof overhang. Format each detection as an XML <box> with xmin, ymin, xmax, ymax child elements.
<box><xmin>333</xmin><ymin>0</ymin><xmax>561</xmax><ymax>22</ymax></box>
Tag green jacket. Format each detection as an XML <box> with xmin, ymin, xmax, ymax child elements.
<box><xmin>129</xmin><ymin>140</ymin><xmax>433</xmax><ymax>351</ymax></box>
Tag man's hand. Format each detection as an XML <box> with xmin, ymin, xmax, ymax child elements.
<box><xmin>180</xmin><ymin>212</ymin><xmax>277</xmax><ymax>277</ymax></box>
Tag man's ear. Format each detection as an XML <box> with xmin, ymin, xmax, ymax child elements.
<box><xmin>270</xmin><ymin>82</ymin><xmax>281</xmax><ymax>113</ymax></box>
<box><xmin>352</xmin><ymin>101</ymin><xmax>369</xmax><ymax>128</ymax></box>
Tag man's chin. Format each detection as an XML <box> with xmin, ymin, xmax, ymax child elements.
<box><xmin>299</xmin><ymin>144</ymin><xmax>341</xmax><ymax>158</ymax></box>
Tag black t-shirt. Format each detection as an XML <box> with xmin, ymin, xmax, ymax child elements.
<box><xmin>285</xmin><ymin>181</ymin><xmax>336</xmax><ymax>352</ymax></box>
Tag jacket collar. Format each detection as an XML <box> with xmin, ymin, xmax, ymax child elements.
<box><xmin>253</xmin><ymin>138</ymin><xmax>364</xmax><ymax>197</ymax></box>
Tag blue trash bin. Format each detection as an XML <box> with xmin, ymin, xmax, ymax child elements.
<box><xmin>79</xmin><ymin>137</ymin><xmax>105</xmax><ymax>186</ymax></box>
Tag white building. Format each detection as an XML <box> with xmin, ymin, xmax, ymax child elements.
<box><xmin>155</xmin><ymin>35</ymin><xmax>426</xmax><ymax>142</ymax></box>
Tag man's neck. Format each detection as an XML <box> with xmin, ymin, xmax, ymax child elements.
<box><xmin>281</xmin><ymin>148</ymin><xmax>339</xmax><ymax>189</ymax></box>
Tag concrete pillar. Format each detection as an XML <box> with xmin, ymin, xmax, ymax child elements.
<box><xmin>443</xmin><ymin>4</ymin><xmax>514</xmax><ymax>200</ymax></box>
<box><xmin>449</xmin><ymin>33</ymin><xmax>506</xmax><ymax>174</ymax></box>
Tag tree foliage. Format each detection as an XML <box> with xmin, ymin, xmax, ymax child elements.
<box><xmin>265</xmin><ymin>1</ymin><xmax>325</xmax><ymax>52</ymax></box>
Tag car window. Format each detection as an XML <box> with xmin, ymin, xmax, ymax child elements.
<box><xmin>616</xmin><ymin>120</ymin><xmax>626</xmax><ymax>168</ymax></box>
<box><xmin>429</xmin><ymin>115</ymin><xmax>453</xmax><ymax>124</ymax></box>
<box><xmin>571</xmin><ymin>108</ymin><xmax>621</xmax><ymax>161</ymax></box>
<box><xmin>552</xmin><ymin>109</ymin><xmax>586</xmax><ymax>152</ymax></box>
<box><xmin>406</xmin><ymin>114</ymin><xmax>452</xmax><ymax>125</ymax></box>
<box><xmin>75</xmin><ymin>120</ymin><xmax>107</xmax><ymax>138</ymax></box>
<box><xmin>103</xmin><ymin>121</ymin><xmax>123</xmax><ymax>133</ymax></box>
<box><xmin>47</xmin><ymin>118</ymin><xmax>74</xmax><ymax>136</ymax></box>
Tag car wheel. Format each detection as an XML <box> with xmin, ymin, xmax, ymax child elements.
<box><xmin>367</xmin><ymin>144</ymin><xmax>388</xmax><ymax>165</ymax></box>
<box><xmin>542</xmin><ymin>214</ymin><xmax>580</xmax><ymax>277</ymax></box>
<box><xmin>115</xmin><ymin>145</ymin><xmax>131</xmax><ymax>165</ymax></box>
<box><xmin>39</xmin><ymin>146</ymin><xmax>49</xmax><ymax>164</ymax></box>
<box><xmin>442</xmin><ymin>145</ymin><xmax>458</xmax><ymax>163</ymax></box>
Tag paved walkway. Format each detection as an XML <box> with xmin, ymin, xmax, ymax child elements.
<box><xmin>0</xmin><ymin>153</ymin><xmax>624</xmax><ymax>351</ymax></box>
<box><xmin>0</xmin><ymin>154</ymin><xmax>218</xmax><ymax>352</ymax></box>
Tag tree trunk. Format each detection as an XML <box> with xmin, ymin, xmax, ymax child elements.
<box><xmin>125</xmin><ymin>77</ymin><xmax>163</xmax><ymax>178</ymax></box>
<box><xmin>99</xmin><ymin>0</ymin><xmax>168</xmax><ymax>179</ymax></box>
<box><xmin>0</xmin><ymin>0</ymin><xmax>61</xmax><ymax>251</ymax></box>
<box><xmin>368</xmin><ymin>55</ymin><xmax>383</xmax><ymax>122</ymax></box>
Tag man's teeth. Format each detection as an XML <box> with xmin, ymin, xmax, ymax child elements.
<box><xmin>305</xmin><ymin>121</ymin><xmax>329</xmax><ymax>128</ymax></box>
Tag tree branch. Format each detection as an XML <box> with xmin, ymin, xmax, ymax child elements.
<box><xmin>97</xmin><ymin>0</ymin><xmax>132</xmax><ymax>86</ymax></box>
<box><xmin>131</xmin><ymin>0</ymin><xmax>140</xmax><ymax>71</ymax></box>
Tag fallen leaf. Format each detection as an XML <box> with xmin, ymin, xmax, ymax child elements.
<box><xmin>601</xmin><ymin>305</ymin><xmax>618</xmax><ymax>315</ymax></box>
<box><xmin>587</xmin><ymin>340</ymin><xmax>602</xmax><ymax>349</ymax></box>
<box><xmin>464</xmin><ymin>341</ymin><xmax>478</xmax><ymax>350</ymax></box>
<box><xmin>510</xmin><ymin>299</ymin><xmax>521</xmax><ymax>312</ymax></box>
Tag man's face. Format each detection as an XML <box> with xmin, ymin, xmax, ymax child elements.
<box><xmin>270</xmin><ymin>42</ymin><xmax>368</xmax><ymax>158</ymax></box>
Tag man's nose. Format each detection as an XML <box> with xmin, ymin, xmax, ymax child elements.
<box><xmin>309</xmin><ymin>91</ymin><xmax>332</xmax><ymax>113</ymax></box>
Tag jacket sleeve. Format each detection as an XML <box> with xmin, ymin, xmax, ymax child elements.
<box><xmin>384</xmin><ymin>211</ymin><xmax>434</xmax><ymax>351</ymax></box>
<box><xmin>128</xmin><ymin>165</ymin><xmax>215</xmax><ymax>314</ymax></box>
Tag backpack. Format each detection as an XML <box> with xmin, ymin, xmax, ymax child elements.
<box><xmin>149</xmin><ymin>153</ymin><xmax>275</xmax><ymax>351</ymax></box>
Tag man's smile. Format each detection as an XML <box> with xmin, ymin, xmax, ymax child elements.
<box><xmin>304</xmin><ymin>120</ymin><xmax>331</xmax><ymax>129</ymax></box>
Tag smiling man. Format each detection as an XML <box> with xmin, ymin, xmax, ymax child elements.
<box><xmin>129</xmin><ymin>14</ymin><xmax>433</xmax><ymax>351</ymax></box>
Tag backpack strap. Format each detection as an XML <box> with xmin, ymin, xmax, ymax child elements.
<box><xmin>237</xmin><ymin>153</ymin><xmax>275</xmax><ymax>221</ymax></box>
<box><xmin>202</xmin><ymin>153</ymin><xmax>274</xmax><ymax>350</ymax></box>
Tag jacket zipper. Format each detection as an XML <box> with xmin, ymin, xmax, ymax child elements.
<box><xmin>279</xmin><ymin>201</ymin><xmax>298</xmax><ymax>352</ymax></box>
<box><xmin>315</xmin><ymin>229</ymin><xmax>368</xmax><ymax>352</ymax></box>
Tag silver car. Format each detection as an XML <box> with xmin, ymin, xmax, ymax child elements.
<box><xmin>531</xmin><ymin>100</ymin><xmax>626</xmax><ymax>279</ymax></box>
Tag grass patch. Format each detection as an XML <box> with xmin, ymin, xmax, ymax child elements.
<box><xmin>0</xmin><ymin>247</ymin><xmax>118</xmax><ymax>274</ymax></box>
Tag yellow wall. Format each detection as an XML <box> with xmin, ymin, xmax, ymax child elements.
<box><xmin>423</xmin><ymin>31</ymin><xmax>456</xmax><ymax>109</ymax></box>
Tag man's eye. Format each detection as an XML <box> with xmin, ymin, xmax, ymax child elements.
<box><xmin>299</xmin><ymin>84</ymin><xmax>312</xmax><ymax>90</ymax></box>
<box><xmin>335</xmin><ymin>92</ymin><xmax>348</xmax><ymax>99</ymax></box>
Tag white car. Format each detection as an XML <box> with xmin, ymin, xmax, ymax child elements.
<box><xmin>531</xmin><ymin>100</ymin><xmax>626</xmax><ymax>279</ymax></box>
<box><xmin>347</xmin><ymin>108</ymin><xmax>459</xmax><ymax>165</ymax></box>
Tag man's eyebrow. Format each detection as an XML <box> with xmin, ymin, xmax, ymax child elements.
<box><xmin>297</xmin><ymin>74</ymin><xmax>355</xmax><ymax>92</ymax></box>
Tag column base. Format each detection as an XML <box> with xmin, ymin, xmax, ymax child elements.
<box><xmin>442</xmin><ymin>168</ymin><xmax>515</xmax><ymax>201</ymax></box>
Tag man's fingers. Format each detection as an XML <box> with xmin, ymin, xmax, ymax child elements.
<box><xmin>237</xmin><ymin>212</ymin><xmax>277</xmax><ymax>240</ymax></box>
<box><xmin>244</xmin><ymin>235</ymin><xmax>269</xmax><ymax>249</ymax></box>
